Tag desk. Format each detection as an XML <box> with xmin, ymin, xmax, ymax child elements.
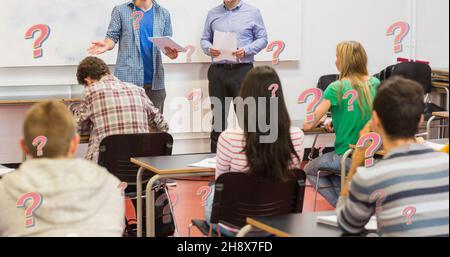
<box><xmin>131</xmin><ymin>153</ymin><xmax>216</xmax><ymax>237</ymax></box>
<box><xmin>427</xmin><ymin>112</ymin><xmax>449</xmax><ymax>140</ymax></box>
<box><xmin>238</xmin><ymin>211</ymin><xmax>344</xmax><ymax>237</ymax></box>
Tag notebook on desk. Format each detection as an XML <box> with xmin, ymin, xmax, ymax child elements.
<box><xmin>0</xmin><ymin>166</ymin><xmax>15</xmax><ymax>177</ymax></box>
<box><xmin>316</xmin><ymin>214</ymin><xmax>378</xmax><ymax>231</ymax></box>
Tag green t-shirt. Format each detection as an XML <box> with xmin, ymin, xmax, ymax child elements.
<box><xmin>324</xmin><ymin>77</ymin><xmax>381</xmax><ymax>155</ymax></box>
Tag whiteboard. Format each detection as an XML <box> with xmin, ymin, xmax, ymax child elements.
<box><xmin>0</xmin><ymin>0</ymin><xmax>301</xmax><ymax>67</ymax></box>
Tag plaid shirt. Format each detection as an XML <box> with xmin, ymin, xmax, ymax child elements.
<box><xmin>106</xmin><ymin>0</ymin><xmax>172</xmax><ymax>90</ymax></box>
<box><xmin>75</xmin><ymin>75</ymin><xmax>169</xmax><ymax>162</ymax></box>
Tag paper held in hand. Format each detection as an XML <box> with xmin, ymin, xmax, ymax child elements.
<box><xmin>149</xmin><ymin>37</ymin><xmax>186</xmax><ymax>54</ymax></box>
<box><xmin>213</xmin><ymin>31</ymin><xmax>238</xmax><ymax>63</ymax></box>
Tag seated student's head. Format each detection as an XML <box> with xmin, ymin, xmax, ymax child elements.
<box><xmin>372</xmin><ymin>77</ymin><xmax>425</xmax><ymax>141</ymax></box>
<box><xmin>335</xmin><ymin>41</ymin><xmax>369</xmax><ymax>77</ymax></box>
<box><xmin>77</xmin><ymin>56</ymin><xmax>111</xmax><ymax>86</ymax></box>
<box><xmin>238</xmin><ymin>66</ymin><xmax>299</xmax><ymax>182</ymax></box>
<box><xmin>21</xmin><ymin>101</ymin><xmax>80</xmax><ymax>159</ymax></box>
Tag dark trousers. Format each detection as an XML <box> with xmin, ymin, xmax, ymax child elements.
<box><xmin>208</xmin><ymin>63</ymin><xmax>254</xmax><ymax>153</ymax></box>
<box><xmin>144</xmin><ymin>84</ymin><xmax>167</xmax><ymax>114</ymax></box>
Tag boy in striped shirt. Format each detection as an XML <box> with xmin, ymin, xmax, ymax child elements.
<box><xmin>338</xmin><ymin>77</ymin><xmax>449</xmax><ymax>237</ymax></box>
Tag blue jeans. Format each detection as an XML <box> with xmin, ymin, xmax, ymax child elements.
<box><xmin>305</xmin><ymin>151</ymin><xmax>351</xmax><ymax>207</ymax></box>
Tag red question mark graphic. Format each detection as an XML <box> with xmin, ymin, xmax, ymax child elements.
<box><xmin>298</xmin><ymin>88</ymin><xmax>324</xmax><ymax>123</ymax></box>
<box><xmin>402</xmin><ymin>206</ymin><xmax>417</xmax><ymax>225</ymax></box>
<box><xmin>343</xmin><ymin>90</ymin><xmax>359</xmax><ymax>112</ymax></box>
<box><xmin>117</xmin><ymin>182</ymin><xmax>128</xmax><ymax>197</ymax></box>
<box><xmin>16</xmin><ymin>192</ymin><xmax>43</xmax><ymax>228</ymax></box>
<box><xmin>196</xmin><ymin>186</ymin><xmax>212</xmax><ymax>207</ymax></box>
<box><xmin>187</xmin><ymin>89</ymin><xmax>203</xmax><ymax>111</ymax></box>
<box><xmin>267</xmin><ymin>40</ymin><xmax>286</xmax><ymax>65</ymax></box>
<box><xmin>184</xmin><ymin>45</ymin><xmax>196</xmax><ymax>63</ymax></box>
<box><xmin>25</xmin><ymin>24</ymin><xmax>51</xmax><ymax>59</ymax></box>
<box><xmin>32</xmin><ymin>136</ymin><xmax>48</xmax><ymax>157</ymax></box>
<box><xmin>356</xmin><ymin>132</ymin><xmax>383</xmax><ymax>168</ymax></box>
<box><xmin>131</xmin><ymin>11</ymin><xmax>144</xmax><ymax>30</ymax></box>
<box><xmin>369</xmin><ymin>189</ymin><xmax>387</xmax><ymax>215</ymax></box>
<box><xmin>268</xmin><ymin>83</ymin><xmax>280</xmax><ymax>98</ymax></box>
<box><xmin>386</xmin><ymin>22</ymin><xmax>410</xmax><ymax>53</ymax></box>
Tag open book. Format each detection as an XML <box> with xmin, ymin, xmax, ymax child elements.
<box><xmin>316</xmin><ymin>215</ymin><xmax>378</xmax><ymax>231</ymax></box>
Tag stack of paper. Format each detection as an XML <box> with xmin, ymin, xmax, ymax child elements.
<box><xmin>213</xmin><ymin>31</ymin><xmax>238</xmax><ymax>63</ymax></box>
<box><xmin>316</xmin><ymin>215</ymin><xmax>378</xmax><ymax>231</ymax></box>
<box><xmin>0</xmin><ymin>167</ymin><xmax>15</xmax><ymax>177</ymax></box>
<box><xmin>189</xmin><ymin>158</ymin><xmax>217</xmax><ymax>169</ymax></box>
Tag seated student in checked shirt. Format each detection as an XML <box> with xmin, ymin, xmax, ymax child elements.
<box><xmin>338</xmin><ymin>77</ymin><xmax>449</xmax><ymax>237</ymax></box>
<box><xmin>74</xmin><ymin>57</ymin><xmax>169</xmax><ymax>163</ymax></box>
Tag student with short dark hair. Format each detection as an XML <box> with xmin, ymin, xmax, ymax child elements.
<box><xmin>338</xmin><ymin>77</ymin><xmax>449</xmax><ymax>237</ymax></box>
<box><xmin>205</xmin><ymin>66</ymin><xmax>305</xmax><ymax>236</ymax></box>
<box><xmin>75</xmin><ymin>56</ymin><xmax>169</xmax><ymax>162</ymax></box>
<box><xmin>0</xmin><ymin>101</ymin><xmax>125</xmax><ymax>237</ymax></box>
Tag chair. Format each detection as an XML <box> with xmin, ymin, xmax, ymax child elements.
<box><xmin>98</xmin><ymin>133</ymin><xmax>174</xmax><ymax>195</ymax></box>
<box><xmin>309</xmin><ymin>74</ymin><xmax>340</xmax><ymax>210</ymax></box>
<box><xmin>377</xmin><ymin>62</ymin><xmax>448</xmax><ymax>138</ymax></box>
<box><xmin>188</xmin><ymin>170</ymin><xmax>307</xmax><ymax>237</ymax></box>
<box><xmin>97</xmin><ymin>132</ymin><xmax>175</xmax><ymax>237</ymax></box>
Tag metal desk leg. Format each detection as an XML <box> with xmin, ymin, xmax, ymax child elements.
<box><xmin>136</xmin><ymin>167</ymin><xmax>150</xmax><ymax>238</ymax></box>
<box><xmin>146</xmin><ymin>175</ymin><xmax>161</xmax><ymax>237</ymax></box>
<box><xmin>237</xmin><ymin>225</ymin><xmax>253</xmax><ymax>237</ymax></box>
<box><xmin>341</xmin><ymin>149</ymin><xmax>354</xmax><ymax>191</ymax></box>
<box><xmin>427</xmin><ymin>116</ymin><xmax>437</xmax><ymax>140</ymax></box>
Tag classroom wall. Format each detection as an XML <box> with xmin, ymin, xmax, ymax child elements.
<box><xmin>0</xmin><ymin>0</ymin><xmax>448</xmax><ymax>163</ymax></box>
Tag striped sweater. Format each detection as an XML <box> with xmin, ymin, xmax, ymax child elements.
<box><xmin>337</xmin><ymin>144</ymin><xmax>449</xmax><ymax>237</ymax></box>
<box><xmin>215</xmin><ymin>127</ymin><xmax>305</xmax><ymax>179</ymax></box>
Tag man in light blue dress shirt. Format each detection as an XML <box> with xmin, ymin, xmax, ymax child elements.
<box><xmin>201</xmin><ymin>0</ymin><xmax>268</xmax><ymax>152</ymax></box>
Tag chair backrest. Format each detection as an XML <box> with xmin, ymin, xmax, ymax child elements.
<box><xmin>317</xmin><ymin>74</ymin><xmax>340</xmax><ymax>92</ymax></box>
<box><xmin>210</xmin><ymin>170</ymin><xmax>307</xmax><ymax>228</ymax></box>
<box><xmin>97</xmin><ymin>133</ymin><xmax>174</xmax><ymax>186</ymax></box>
<box><xmin>378</xmin><ymin>62</ymin><xmax>432</xmax><ymax>94</ymax></box>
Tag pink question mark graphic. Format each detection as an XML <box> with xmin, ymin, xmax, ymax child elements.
<box><xmin>196</xmin><ymin>186</ymin><xmax>212</xmax><ymax>207</ymax></box>
<box><xmin>131</xmin><ymin>11</ymin><xmax>144</xmax><ymax>30</ymax></box>
<box><xmin>16</xmin><ymin>192</ymin><xmax>43</xmax><ymax>228</ymax></box>
<box><xmin>32</xmin><ymin>136</ymin><xmax>48</xmax><ymax>157</ymax></box>
<box><xmin>267</xmin><ymin>40</ymin><xmax>286</xmax><ymax>65</ymax></box>
<box><xmin>356</xmin><ymin>132</ymin><xmax>383</xmax><ymax>168</ymax></box>
<box><xmin>25</xmin><ymin>24</ymin><xmax>51</xmax><ymax>59</ymax></box>
<box><xmin>117</xmin><ymin>182</ymin><xmax>128</xmax><ymax>197</ymax></box>
<box><xmin>187</xmin><ymin>89</ymin><xmax>203</xmax><ymax>111</ymax></box>
<box><xmin>402</xmin><ymin>206</ymin><xmax>417</xmax><ymax>225</ymax></box>
<box><xmin>343</xmin><ymin>90</ymin><xmax>359</xmax><ymax>112</ymax></box>
<box><xmin>155</xmin><ymin>191</ymin><xmax>179</xmax><ymax>224</ymax></box>
<box><xmin>369</xmin><ymin>189</ymin><xmax>387</xmax><ymax>215</ymax></box>
<box><xmin>298</xmin><ymin>88</ymin><xmax>324</xmax><ymax>123</ymax></box>
<box><xmin>386</xmin><ymin>22</ymin><xmax>410</xmax><ymax>53</ymax></box>
<box><xmin>184</xmin><ymin>45</ymin><xmax>196</xmax><ymax>63</ymax></box>
<box><xmin>268</xmin><ymin>84</ymin><xmax>280</xmax><ymax>98</ymax></box>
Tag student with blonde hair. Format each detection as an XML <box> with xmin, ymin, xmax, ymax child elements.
<box><xmin>303</xmin><ymin>41</ymin><xmax>381</xmax><ymax>207</ymax></box>
<box><xmin>0</xmin><ymin>101</ymin><xmax>125</xmax><ymax>237</ymax></box>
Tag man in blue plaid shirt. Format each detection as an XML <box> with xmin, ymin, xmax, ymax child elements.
<box><xmin>88</xmin><ymin>0</ymin><xmax>178</xmax><ymax>113</ymax></box>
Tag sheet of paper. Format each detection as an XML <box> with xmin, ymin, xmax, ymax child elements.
<box><xmin>189</xmin><ymin>157</ymin><xmax>217</xmax><ymax>169</ymax></box>
<box><xmin>316</xmin><ymin>215</ymin><xmax>378</xmax><ymax>231</ymax></box>
<box><xmin>213</xmin><ymin>31</ymin><xmax>238</xmax><ymax>63</ymax></box>
<box><xmin>0</xmin><ymin>167</ymin><xmax>15</xmax><ymax>177</ymax></box>
<box><xmin>149</xmin><ymin>37</ymin><xmax>186</xmax><ymax>54</ymax></box>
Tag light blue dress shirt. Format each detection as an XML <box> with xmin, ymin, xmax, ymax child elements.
<box><xmin>201</xmin><ymin>1</ymin><xmax>268</xmax><ymax>64</ymax></box>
